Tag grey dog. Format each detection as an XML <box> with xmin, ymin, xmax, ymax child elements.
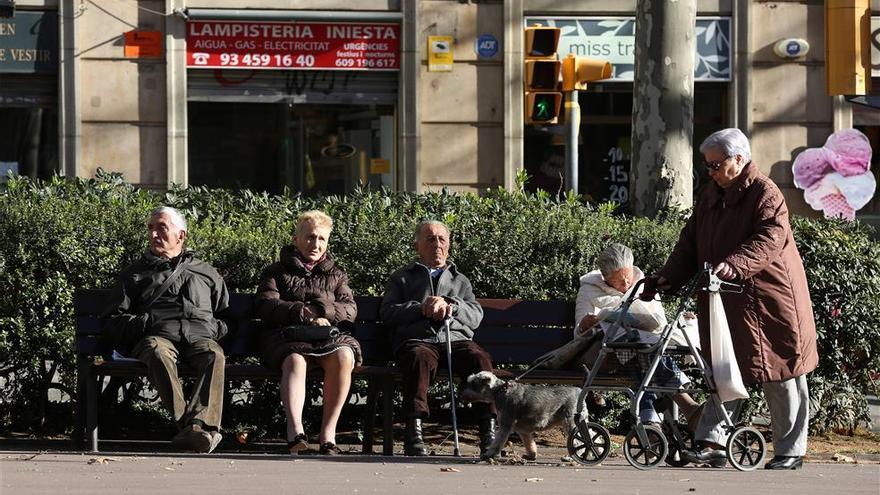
<box><xmin>461</xmin><ymin>371</ymin><xmax>583</xmax><ymax>460</ymax></box>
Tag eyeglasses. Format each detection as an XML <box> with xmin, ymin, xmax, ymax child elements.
<box><xmin>704</xmin><ymin>156</ymin><xmax>731</xmax><ymax>171</ymax></box>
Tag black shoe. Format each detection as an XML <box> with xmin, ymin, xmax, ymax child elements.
<box><xmin>319</xmin><ymin>441</ymin><xmax>341</xmax><ymax>455</ymax></box>
<box><xmin>404</xmin><ymin>417</ymin><xmax>428</xmax><ymax>456</ymax></box>
<box><xmin>765</xmin><ymin>456</ymin><xmax>803</xmax><ymax>470</ymax></box>
<box><xmin>478</xmin><ymin>417</ymin><xmax>496</xmax><ymax>456</ymax></box>
<box><xmin>681</xmin><ymin>446</ymin><xmax>727</xmax><ymax>465</ymax></box>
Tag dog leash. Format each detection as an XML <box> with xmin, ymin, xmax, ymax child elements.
<box><xmin>507</xmin><ymin>354</ymin><xmax>556</xmax><ymax>383</ymax></box>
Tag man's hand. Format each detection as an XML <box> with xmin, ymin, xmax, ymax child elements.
<box><xmin>313</xmin><ymin>317</ymin><xmax>331</xmax><ymax>327</ymax></box>
<box><xmin>713</xmin><ymin>262</ymin><xmax>736</xmax><ymax>281</ymax></box>
<box><xmin>577</xmin><ymin>314</ymin><xmax>599</xmax><ymax>336</ymax></box>
<box><xmin>422</xmin><ymin>296</ymin><xmax>451</xmax><ymax>321</ymax></box>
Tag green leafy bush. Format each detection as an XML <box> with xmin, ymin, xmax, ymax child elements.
<box><xmin>0</xmin><ymin>173</ymin><xmax>877</xmax><ymax>437</ymax></box>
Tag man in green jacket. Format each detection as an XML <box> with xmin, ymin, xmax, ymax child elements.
<box><xmin>103</xmin><ymin>207</ymin><xmax>229</xmax><ymax>453</ymax></box>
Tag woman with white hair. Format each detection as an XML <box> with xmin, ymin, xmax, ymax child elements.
<box><xmin>569</xmin><ymin>243</ymin><xmax>701</xmax><ymax>427</ymax></box>
<box><xmin>655</xmin><ymin>128</ymin><xmax>818</xmax><ymax>470</ymax></box>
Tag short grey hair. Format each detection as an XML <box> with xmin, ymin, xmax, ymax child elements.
<box><xmin>414</xmin><ymin>219</ymin><xmax>450</xmax><ymax>241</ymax></box>
<box><xmin>150</xmin><ymin>206</ymin><xmax>187</xmax><ymax>231</ymax></box>
<box><xmin>699</xmin><ymin>128</ymin><xmax>752</xmax><ymax>163</ymax></box>
<box><xmin>596</xmin><ymin>243</ymin><xmax>633</xmax><ymax>279</ymax></box>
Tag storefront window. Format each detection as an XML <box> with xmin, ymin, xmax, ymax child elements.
<box><xmin>188</xmin><ymin>102</ymin><xmax>395</xmax><ymax>195</ymax></box>
<box><xmin>524</xmin><ymin>84</ymin><xmax>726</xmax><ymax>208</ymax></box>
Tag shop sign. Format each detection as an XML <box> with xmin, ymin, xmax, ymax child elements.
<box><xmin>187</xmin><ymin>21</ymin><xmax>400</xmax><ymax>71</ymax></box>
<box><xmin>124</xmin><ymin>30</ymin><xmax>163</xmax><ymax>58</ymax></box>
<box><xmin>427</xmin><ymin>35</ymin><xmax>453</xmax><ymax>71</ymax></box>
<box><xmin>0</xmin><ymin>11</ymin><xmax>58</xmax><ymax>74</ymax></box>
<box><xmin>525</xmin><ymin>17</ymin><xmax>732</xmax><ymax>82</ymax></box>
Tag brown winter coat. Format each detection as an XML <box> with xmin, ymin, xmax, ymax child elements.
<box><xmin>658</xmin><ymin>161</ymin><xmax>819</xmax><ymax>384</ymax></box>
<box><xmin>254</xmin><ymin>246</ymin><xmax>361</xmax><ymax>370</ymax></box>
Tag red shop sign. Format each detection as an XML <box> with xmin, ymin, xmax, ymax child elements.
<box><xmin>186</xmin><ymin>21</ymin><xmax>400</xmax><ymax>71</ymax></box>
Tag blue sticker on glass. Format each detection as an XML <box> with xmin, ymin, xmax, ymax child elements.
<box><xmin>476</xmin><ymin>34</ymin><xmax>498</xmax><ymax>58</ymax></box>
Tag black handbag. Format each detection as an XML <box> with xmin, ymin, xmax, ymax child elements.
<box><xmin>280</xmin><ymin>325</ymin><xmax>340</xmax><ymax>342</ymax></box>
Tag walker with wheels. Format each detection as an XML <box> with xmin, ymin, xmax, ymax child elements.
<box><xmin>565</xmin><ymin>263</ymin><xmax>767</xmax><ymax>471</ymax></box>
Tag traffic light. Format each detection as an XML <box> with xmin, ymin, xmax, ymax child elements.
<box><xmin>524</xmin><ymin>26</ymin><xmax>562</xmax><ymax>124</ymax></box>
<box><xmin>0</xmin><ymin>0</ymin><xmax>14</xmax><ymax>18</ymax></box>
<box><xmin>825</xmin><ymin>0</ymin><xmax>871</xmax><ymax>95</ymax></box>
<box><xmin>562</xmin><ymin>54</ymin><xmax>612</xmax><ymax>91</ymax></box>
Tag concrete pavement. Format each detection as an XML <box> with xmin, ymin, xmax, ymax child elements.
<box><xmin>2</xmin><ymin>450</ymin><xmax>879</xmax><ymax>495</ymax></box>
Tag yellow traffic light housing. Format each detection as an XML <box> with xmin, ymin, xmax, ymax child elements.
<box><xmin>525</xmin><ymin>93</ymin><xmax>563</xmax><ymax>124</ymax></box>
<box><xmin>524</xmin><ymin>26</ymin><xmax>561</xmax><ymax>58</ymax></box>
<box><xmin>524</xmin><ymin>25</ymin><xmax>562</xmax><ymax>124</ymax></box>
<box><xmin>562</xmin><ymin>54</ymin><xmax>612</xmax><ymax>91</ymax></box>
<box><xmin>825</xmin><ymin>0</ymin><xmax>871</xmax><ymax>95</ymax></box>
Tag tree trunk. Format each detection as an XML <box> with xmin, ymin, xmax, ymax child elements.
<box><xmin>630</xmin><ymin>0</ymin><xmax>697</xmax><ymax>217</ymax></box>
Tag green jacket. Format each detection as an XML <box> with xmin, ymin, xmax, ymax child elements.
<box><xmin>101</xmin><ymin>250</ymin><xmax>230</xmax><ymax>355</ymax></box>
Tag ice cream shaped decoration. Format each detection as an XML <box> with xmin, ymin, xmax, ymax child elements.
<box><xmin>792</xmin><ymin>128</ymin><xmax>876</xmax><ymax>220</ymax></box>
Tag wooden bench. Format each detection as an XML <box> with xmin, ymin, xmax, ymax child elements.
<box><xmin>74</xmin><ymin>290</ymin><xmax>594</xmax><ymax>454</ymax></box>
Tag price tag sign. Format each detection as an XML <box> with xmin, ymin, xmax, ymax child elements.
<box><xmin>186</xmin><ymin>21</ymin><xmax>400</xmax><ymax>71</ymax></box>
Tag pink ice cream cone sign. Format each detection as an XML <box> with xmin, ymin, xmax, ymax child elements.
<box><xmin>792</xmin><ymin>128</ymin><xmax>876</xmax><ymax>221</ymax></box>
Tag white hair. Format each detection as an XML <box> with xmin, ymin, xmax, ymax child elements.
<box><xmin>597</xmin><ymin>243</ymin><xmax>633</xmax><ymax>279</ymax></box>
<box><xmin>700</xmin><ymin>128</ymin><xmax>751</xmax><ymax>162</ymax></box>
<box><xmin>150</xmin><ymin>206</ymin><xmax>188</xmax><ymax>231</ymax></box>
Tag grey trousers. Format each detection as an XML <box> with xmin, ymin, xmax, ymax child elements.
<box><xmin>133</xmin><ymin>336</ymin><xmax>226</xmax><ymax>430</ymax></box>
<box><xmin>696</xmin><ymin>374</ymin><xmax>810</xmax><ymax>457</ymax></box>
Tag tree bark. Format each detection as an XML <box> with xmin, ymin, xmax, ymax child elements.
<box><xmin>630</xmin><ymin>0</ymin><xmax>697</xmax><ymax>217</ymax></box>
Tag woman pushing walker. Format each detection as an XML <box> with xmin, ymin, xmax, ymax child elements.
<box><xmin>653</xmin><ymin>128</ymin><xmax>819</xmax><ymax>470</ymax></box>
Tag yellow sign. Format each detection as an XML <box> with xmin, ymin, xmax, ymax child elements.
<box><xmin>370</xmin><ymin>158</ymin><xmax>391</xmax><ymax>174</ymax></box>
<box><xmin>427</xmin><ymin>35</ymin><xmax>453</xmax><ymax>72</ymax></box>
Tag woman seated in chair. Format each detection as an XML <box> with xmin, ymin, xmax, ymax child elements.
<box><xmin>255</xmin><ymin>210</ymin><xmax>362</xmax><ymax>455</ymax></box>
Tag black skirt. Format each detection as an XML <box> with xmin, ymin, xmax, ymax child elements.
<box><xmin>260</xmin><ymin>328</ymin><xmax>363</xmax><ymax>372</ymax></box>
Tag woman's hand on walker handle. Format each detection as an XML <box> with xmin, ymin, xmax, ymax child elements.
<box><xmin>713</xmin><ymin>262</ymin><xmax>736</xmax><ymax>281</ymax></box>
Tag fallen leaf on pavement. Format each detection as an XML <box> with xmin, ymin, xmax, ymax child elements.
<box><xmin>87</xmin><ymin>457</ymin><xmax>118</xmax><ymax>465</ymax></box>
<box><xmin>440</xmin><ymin>467</ymin><xmax>460</xmax><ymax>473</ymax></box>
<box><xmin>525</xmin><ymin>478</ymin><xmax>543</xmax><ymax>482</ymax></box>
<box><xmin>831</xmin><ymin>453</ymin><xmax>855</xmax><ymax>463</ymax></box>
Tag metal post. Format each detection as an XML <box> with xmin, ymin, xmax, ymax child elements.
<box><xmin>565</xmin><ymin>90</ymin><xmax>580</xmax><ymax>194</ymax></box>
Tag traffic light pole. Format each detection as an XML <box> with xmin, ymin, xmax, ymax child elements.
<box><xmin>564</xmin><ymin>90</ymin><xmax>580</xmax><ymax>194</ymax></box>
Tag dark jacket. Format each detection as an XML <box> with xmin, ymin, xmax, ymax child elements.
<box><xmin>254</xmin><ymin>246</ymin><xmax>357</xmax><ymax>328</ymax></box>
<box><xmin>658</xmin><ymin>161</ymin><xmax>819</xmax><ymax>384</ymax></box>
<box><xmin>102</xmin><ymin>250</ymin><xmax>230</xmax><ymax>355</ymax></box>
<box><xmin>380</xmin><ymin>261</ymin><xmax>484</xmax><ymax>352</ymax></box>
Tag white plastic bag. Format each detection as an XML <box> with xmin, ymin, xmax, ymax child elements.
<box><xmin>708</xmin><ymin>292</ymin><xmax>749</xmax><ymax>402</ymax></box>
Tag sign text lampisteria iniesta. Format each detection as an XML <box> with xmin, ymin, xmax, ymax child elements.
<box><xmin>186</xmin><ymin>21</ymin><xmax>401</xmax><ymax>71</ymax></box>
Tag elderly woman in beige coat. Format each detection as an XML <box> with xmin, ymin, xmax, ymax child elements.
<box><xmin>656</xmin><ymin>128</ymin><xmax>819</xmax><ymax>470</ymax></box>
<box><xmin>571</xmin><ymin>243</ymin><xmax>700</xmax><ymax>426</ymax></box>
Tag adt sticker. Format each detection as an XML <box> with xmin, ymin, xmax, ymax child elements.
<box><xmin>475</xmin><ymin>34</ymin><xmax>498</xmax><ymax>58</ymax></box>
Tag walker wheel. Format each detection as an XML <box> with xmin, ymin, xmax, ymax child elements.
<box><xmin>726</xmin><ymin>426</ymin><xmax>766</xmax><ymax>471</ymax></box>
<box><xmin>623</xmin><ymin>424</ymin><xmax>668</xmax><ymax>470</ymax></box>
<box><xmin>567</xmin><ymin>421</ymin><xmax>611</xmax><ymax>466</ymax></box>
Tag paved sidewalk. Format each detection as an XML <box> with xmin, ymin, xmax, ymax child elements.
<box><xmin>3</xmin><ymin>450</ymin><xmax>879</xmax><ymax>495</ymax></box>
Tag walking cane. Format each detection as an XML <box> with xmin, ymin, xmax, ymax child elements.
<box><xmin>443</xmin><ymin>317</ymin><xmax>462</xmax><ymax>457</ymax></box>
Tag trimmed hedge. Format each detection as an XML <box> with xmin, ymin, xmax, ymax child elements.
<box><xmin>0</xmin><ymin>171</ymin><xmax>878</xmax><ymax>436</ymax></box>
